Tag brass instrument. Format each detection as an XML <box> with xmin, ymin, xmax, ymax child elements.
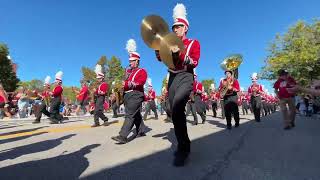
<box><xmin>219</xmin><ymin>54</ymin><xmax>243</xmax><ymax>98</ymax></box>
<box><xmin>141</xmin><ymin>15</ymin><xmax>185</xmax><ymax>69</ymax></box>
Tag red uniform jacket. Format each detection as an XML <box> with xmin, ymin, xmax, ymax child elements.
<box><xmin>248</xmin><ymin>83</ymin><xmax>264</xmax><ymax>96</ymax></box>
<box><xmin>210</xmin><ymin>91</ymin><xmax>218</xmax><ymax>101</ymax></box>
<box><xmin>96</xmin><ymin>82</ymin><xmax>108</xmax><ymax>95</ymax></box>
<box><xmin>156</xmin><ymin>38</ymin><xmax>200</xmax><ymax>72</ymax></box>
<box><xmin>78</xmin><ymin>85</ymin><xmax>89</xmax><ymax>101</ymax></box>
<box><xmin>218</xmin><ymin>78</ymin><xmax>240</xmax><ymax>96</ymax></box>
<box><xmin>124</xmin><ymin>68</ymin><xmax>147</xmax><ymax>93</ymax></box>
<box><xmin>193</xmin><ymin>81</ymin><xmax>204</xmax><ymax>94</ymax></box>
<box><xmin>52</xmin><ymin>85</ymin><xmax>63</xmax><ymax>98</ymax></box>
<box><xmin>145</xmin><ymin>88</ymin><xmax>156</xmax><ymax>101</ymax></box>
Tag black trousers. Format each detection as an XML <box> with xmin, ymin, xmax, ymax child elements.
<box><xmin>262</xmin><ymin>101</ymin><xmax>268</xmax><ymax>116</ymax></box>
<box><xmin>35</xmin><ymin>97</ymin><xmax>62</xmax><ymax>122</ymax></box>
<box><xmin>186</xmin><ymin>101</ymin><xmax>198</xmax><ymax>123</ymax></box>
<box><xmin>220</xmin><ymin>100</ymin><xmax>225</xmax><ymax>119</ymax></box>
<box><xmin>211</xmin><ymin>101</ymin><xmax>217</xmax><ymax>117</ymax></box>
<box><xmin>119</xmin><ymin>91</ymin><xmax>146</xmax><ymax>137</ymax></box>
<box><xmin>143</xmin><ymin>100</ymin><xmax>158</xmax><ymax>119</ymax></box>
<box><xmin>112</xmin><ymin>102</ymin><xmax>119</xmax><ymax>117</ymax></box>
<box><xmin>224</xmin><ymin>95</ymin><xmax>240</xmax><ymax>127</ymax></box>
<box><xmin>251</xmin><ymin>96</ymin><xmax>261</xmax><ymax>121</ymax></box>
<box><xmin>242</xmin><ymin>101</ymin><xmax>249</xmax><ymax>115</ymax></box>
<box><xmin>35</xmin><ymin>101</ymin><xmax>51</xmax><ymax>121</ymax></box>
<box><xmin>168</xmin><ymin>71</ymin><xmax>193</xmax><ymax>153</ymax></box>
<box><xmin>194</xmin><ymin>94</ymin><xmax>206</xmax><ymax>122</ymax></box>
<box><xmin>94</xmin><ymin>95</ymin><xmax>108</xmax><ymax>125</ymax></box>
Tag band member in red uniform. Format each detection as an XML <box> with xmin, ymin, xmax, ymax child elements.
<box><xmin>73</xmin><ymin>80</ymin><xmax>89</xmax><ymax>115</ymax></box>
<box><xmin>209</xmin><ymin>84</ymin><xmax>218</xmax><ymax>117</ymax></box>
<box><xmin>218</xmin><ymin>70</ymin><xmax>240</xmax><ymax>129</ymax></box>
<box><xmin>33</xmin><ymin>76</ymin><xmax>52</xmax><ymax>123</ymax></box>
<box><xmin>35</xmin><ymin>72</ymin><xmax>64</xmax><ymax>124</ymax></box>
<box><xmin>193</xmin><ymin>75</ymin><xmax>206</xmax><ymax>124</ymax></box>
<box><xmin>92</xmin><ymin>64</ymin><xmax>109</xmax><ymax>127</ymax></box>
<box><xmin>218</xmin><ymin>78</ymin><xmax>226</xmax><ymax>119</ymax></box>
<box><xmin>143</xmin><ymin>79</ymin><xmax>158</xmax><ymax>120</ymax></box>
<box><xmin>240</xmin><ymin>87</ymin><xmax>249</xmax><ymax>115</ymax></box>
<box><xmin>112</xmin><ymin>39</ymin><xmax>147</xmax><ymax>144</ymax></box>
<box><xmin>155</xmin><ymin>3</ymin><xmax>200</xmax><ymax>166</ymax></box>
<box><xmin>50</xmin><ymin>71</ymin><xmax>64</xmax><ymax>123</ymax></box>
<box><xmin>248</xmin><ymin>72</ymin><xmax>264</xmax><ymax>122</ymax></box>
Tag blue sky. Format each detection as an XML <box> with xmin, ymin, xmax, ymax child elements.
<box><xmin>1</xmin><ymin>0</ymin><xmax>319</xmax><ymax>94</ymax></box>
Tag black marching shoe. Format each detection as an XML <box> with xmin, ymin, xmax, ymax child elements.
<box><xmin>102</xmin><ymin>121</ymin><xmax>110</xmax><ymax>126</ymax></box>
<box><xmin>235</xmin><ymin>123</ymin><xmax>240</xmax><ymax>128</ymax></box>
<box><xmin>173</xmin><ymin>152</ymin><xmax>189</xmax><ymax>167</ymax></box>
<box><xmin>227</xmin><ymin>125</ymin><xmax>232</xmax><ymax>130</ymax></box>
<box><xmin>291</xmin><ymin>122</ymin><xmax>295</xmax><ymax>128</ymax></box>
<box><xmin>111</xmin><ymin>135</ymin><xmax>128</xmax><ymax>144</ymax></box>
<box><xmin>91</xmin><ymin>124</ymin><xmax>100</xmax><ymax>128</ymax></box>
<box><xmin>284</xmin><ymin>126</ymin><xmax>292</xmax><ymax>130</ymax></box>
<box><xmin>32</xmin><ymin>120</ymin><xmax>40</xmax><ymax>124</ymax></box>
<box><xmin>49</xmin><ymin>119</ymin><xmax>59</xmax><ymax>124</ymax></box>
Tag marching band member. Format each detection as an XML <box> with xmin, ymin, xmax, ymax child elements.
<box><xmin>92</xmin><ymin>64</ymin><xmax>109</xmax><ymax>127</ymax></box>
<box><xmin>218</xmin><ymin>70</ymin><xmax>240</xmax><ymax>130</ymax></box>
<box><xmin>143</xmin><ymin>78</ymin><xmax>158</xmax><ymax>120</ymax></box>
<box><xmin>218</xmin><ymin>78</ymin><xmax>225</xmax><ymax>119</ymax></box>
<box><xmin>240</xmin><ymin>87</ymin><xmax>249</xmax><ymax>115</ymax></box>
<box><xmin>193</xmin><ymin>74</ymin><xmax>206</xmax><ymax>124</ymax></box>
<box><xmin>209</xmin><ymin>84</ymin><xmax>218</xmax><ymax>117</ymax></box>
<box><xmin>111</xmin><ymin>39</ymin><xmax>147</xmax><ymax>144</ymax></box>
<box><xmin>248</xmin><ymin>72</ymin><xmax>264</xmax><ymax>122</ymax></box>
<box><xmin>73</xmin><ymin>80</ymin><xmax>89</xmax><ymax>115</ymax></box>
<box><xmin>33</xmin><ymin>76</ymin><xmax>51</xmax><ymax>123</ymax></box>
<box><xmin>154</xmin><ymin>3</ymin><xmax>200</xmax><ymax>166</ymax></box>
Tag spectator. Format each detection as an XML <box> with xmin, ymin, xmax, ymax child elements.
<box><xmin>274</xmin><ymin>69</ymin><xmax>297</xmax><ymax>130</ymax></box>
<box><xmin>16</xmin><ymin>87</ymin><xmax>30</xmax><ymax>118</ymax></box>
<box><xmin>0</xmin><ymin>83</ymin><xmax>11</xmax><ymax>119</ymax></box>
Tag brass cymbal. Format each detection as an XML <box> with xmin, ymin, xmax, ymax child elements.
<box><xmin>141</xmin><ymin>15</ymin><xmax>169</xmax><ymax>50</ymax></box>
<box><xmin>159</xmin><ymin>33</ymin><xmax>185</xmax><ymax>69</ymax></box>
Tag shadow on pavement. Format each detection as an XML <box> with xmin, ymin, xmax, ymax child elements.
<box><xmin>1</xmin><ymin>112</ymin><xmax>320</xmax><ymax>180</ymax></box>
<box><xmin>0</xmin><ymin>134</ymin><xmax>76</xmax><ymax>161</ymax></box>
<box><xmin>0</xmin><ymin>132</ymin><xmax>48</xmax><ymax>145</ymax></box>
<box><xmin>0</xmin><ymin>126</ymin><xmax>49</xmax><ymax>137</ymax></box>
<box><xmin>0</xmin><ymin>144</ymin><xmax>100</xmax><ymax>180</ymax></box>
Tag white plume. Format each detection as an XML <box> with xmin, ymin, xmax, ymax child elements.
<box><xmin>55</xmin><ymin>71</ymin><xmax>63</xmax><ymax>79</ymax></box>
<box><xmin>147</xmin><ymin>78</ymin><xmax>152</xmax><ymax>86</ymax></box>
<box><xmin>112</xmin><ymin>81</ymin><xmax>115</xmax><ymax>85</ymax></box>
<box><xmin>44</xmin><ymin>76</ymin><xmax>51</xmax><ymax>84</ymax></box>
<box><xmin>210</xmin><ymin>83</ymin><xmax>215</xmax><ymax>90</ymax></box>
<box><xmin>173</xmin><ymin>3</ymin><xmax>187</xmax><ymax>20</ymax></box>
<box><xmin>95</xmin><ymin>64</ymin><xmax>103</xmax><ymax>74</ymax></box>
<box><xmin>126</xmin><ymin>39</ymin><xmax>137</xmax><ymax>53</ymax></box>
<box><xmin>251</xmin><ymin>72</ymin><xmax>258</xmax><ymax>79</ymax></box>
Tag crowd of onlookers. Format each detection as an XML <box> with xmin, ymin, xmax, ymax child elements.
<box><xmin>1</xmin><ymin>78</ymin><xmax>320</xmax><ymax>120</ymax></box>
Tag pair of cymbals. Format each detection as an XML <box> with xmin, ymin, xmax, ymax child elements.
<box><xmin>141</xmin><ymin>15</ymin><xmax>185</xmax><ymax>69</ymax></box>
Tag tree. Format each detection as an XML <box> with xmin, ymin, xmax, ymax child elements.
<box><xmin>19</xmin><ymin>79</ymin><xmax>43</xmax><ymax>91</ymax></box>
<box><xmin>261</xmin><ymin>20</ymin><xmax>320</xmax><ymax>86</ymax></box>
<box><xmin>81</xmin><ymin>55</ymin><xmax>125</xmax><ymax>95</ymax></box>
<box><xmin>0</xmin><ymin>43</ymin><xmax>20</xmax><ymax>92</ymax></box>
<box><xmin>201</xmin><ymin>79</ymin><xmax>215</xmax><ymax>93</ymax></box>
